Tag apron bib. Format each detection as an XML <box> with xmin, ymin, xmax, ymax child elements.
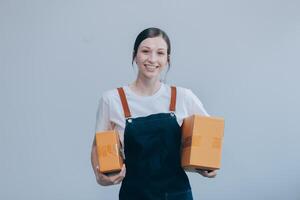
<box><xmin>117</xmin><ymin>86</ymin><xmax>193</xmax><ymax>200</ymax></box>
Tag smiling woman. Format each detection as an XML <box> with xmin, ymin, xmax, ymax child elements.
<box><xmin>134</xmin><ymin>37</ymin><xmax>168</xmax><ymax>80</ymax></box>
<box><xmin>91</xmin><ymin>27</ymin><xmax>216</xmax><ymax>200</ymax></box>
<box><xmin>128</xmin><ymin>28</ymin><xmax>172</xmax><ymax>97</ymax></box>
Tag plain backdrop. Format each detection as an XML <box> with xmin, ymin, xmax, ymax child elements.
<box><xmin>1</xmin><ymin>0</ymin><xmax>300</xmax><ymax>199</ymax></box>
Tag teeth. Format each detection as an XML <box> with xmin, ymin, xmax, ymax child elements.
<box><xmin>145</xmin><ymin>64</ymin><xmax>157</xmax><ymax>72</ymax></box>
<box><xmin>145</xmin><ymin>65</ymin><xmax>157</xmax><ymax>69</ymax></box>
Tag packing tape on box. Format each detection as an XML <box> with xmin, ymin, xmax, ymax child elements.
<box><xmin>98</xmin><ymin>144</ymin><xmax>119</xmax><ymax>157</ymax></box>
<box><xmin>182</xmin><ymin>136</ymin><xmax>222</xmax><ymax>149</ymax></box>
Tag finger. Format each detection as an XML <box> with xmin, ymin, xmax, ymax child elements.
<box><xmin>109</xmin><ymin>172</ymin><xmax>124</xmax><ymax>181</ymax></box>
<box><xmin>113</xmin><ymin>176</ymin><xmax>124</xmax><ymax>184</ymax></box>
<box><xmin>96</xmin><ymin>166</ymin><xmax>107</xmax><ymax>177</ymax></box>
<box><xmin>195</xmin><ymin>168</ymin><xmax>203</xmax><ymax>173</ymax></box>
<box><xmin>120</xmin><ymin>166</ymin><xmax>126</xmax><ymax>177</ymax></box>
<box><xmin>111</xmin><ymin>175</ymin><xmax>124</xmax><ymax>184</ymax></box>
<box><xmin>196</xmin><ymin>169</ymin><xmax>208</xmax><ymax>176</ymax></box>
<box><xmin>113</xmin><ymin>180</ymin><xmax>121</xmax><ymax>185</ymax></box>
<box><xmin>207</xmin><ymin>170</ymin><xmax>217</xmax><ymax>178</ymax></box>
<box><xmin>98</xmin><ymin>172</ymin><xmax>111</xmax><ymax>182</ymax></box>
<box><xmin>119</xmin><ymin>171</ymin><xmax>125</xmax><ymax>178</ymax></box>
<box><xmin>112</xmin><ymin>168</ymin><xmax>126</xmax><ymax>183</ymax></box>
<box><xmin>116</xmin><ymin>165</ymin><xmax>126</xmax><ymax>178</ymax></box>
<box><xmin>117</xmin><ymin>173</ymin><xmax>126</xmax><ymax>182</ymax></box>
<box><xmin>120</xmin><ymin>164</ymin><xmax>125</xmax><ymax>173</ymax></box>
<box><xmin>202</xmin><ymin>171</ymin><xmax>209</xmax><ymax>177</ymax></box>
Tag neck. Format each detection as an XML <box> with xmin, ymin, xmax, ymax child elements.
<box><xmin>130</xmin><ymin>77</ymin><xmax>162</xmax><ymax>96</ymax></box>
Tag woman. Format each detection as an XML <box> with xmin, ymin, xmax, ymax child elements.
<box><xmin>91</xmin><ymin>27</ymin><xmax>217</xmax><ymax>200</ymax></box>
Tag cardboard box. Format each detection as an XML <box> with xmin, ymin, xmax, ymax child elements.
<box><xmin>181</xmin><ymin>115</ymin><xmax>224</xmax><ymax>171</ymax></box>
<box><xmin>95</xmin><ymin>130</ymin><xmax>123</xmax><ymax>174</ymax></box>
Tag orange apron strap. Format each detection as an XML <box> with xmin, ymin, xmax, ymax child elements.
<box><xmin>169</xmin><ymin>86</ymin><xmax>177</xmax><ymax>112</ymax></box>
<box><xmin>117</xmin><ymin>87</ymin><xmax>132</xmax><ymax>118</ymax></box>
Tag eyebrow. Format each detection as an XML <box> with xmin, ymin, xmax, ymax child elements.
<box><xmin>140</xmin><ymin>46</ymin><xmax>167</xmax><ymax>51</ymax></box>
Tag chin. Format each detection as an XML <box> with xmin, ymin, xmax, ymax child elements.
<box><xmin>142</xmin><ymin>72</ymin><xmax>160</xmax><ymax>80</ymax></box>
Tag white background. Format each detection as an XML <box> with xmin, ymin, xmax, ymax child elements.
<box><xmin>1</xmin><ymin>0</ymin><xmax>300</xmax><ymax>199</ymax></box>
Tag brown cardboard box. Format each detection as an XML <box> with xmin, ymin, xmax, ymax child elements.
<box><xmin>95</xmin><ymin>130</ymin><xmax>123</xmax><ymax>174</ymax></box>
<box><xmin>181</xmin><ymin>115</ymin><xmax>224</xmax><ymax>171</ymax></box>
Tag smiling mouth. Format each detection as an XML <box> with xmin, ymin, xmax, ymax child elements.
<box><xmin>145</xmin><ymin>64</ymin><xmax>159</xmax><ymax>71</ymax></box>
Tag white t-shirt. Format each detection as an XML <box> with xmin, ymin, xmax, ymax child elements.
<box><xmin>95</xmin><ymin>83</ymin><xmax>210</xmax><ymax>147</ymax></box>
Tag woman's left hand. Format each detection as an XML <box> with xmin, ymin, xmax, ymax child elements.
<box><xmin>196</xmin><ymin>169</ymin><xmax>217</xmax><ymax>178</ymax></box>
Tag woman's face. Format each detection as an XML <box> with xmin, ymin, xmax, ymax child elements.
<box><xmin>134</xmin><ymin>37</ymin><xmax>168</xmax><ymax>80</ymax></box>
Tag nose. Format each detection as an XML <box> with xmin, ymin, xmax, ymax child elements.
<box><xmin>148</xmin><ymin>52</ymin><xmax>158</xmax><ymax>63</ymax></box>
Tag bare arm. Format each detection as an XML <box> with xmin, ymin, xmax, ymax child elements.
<box><xmin>90</xmin><ymin>136</ymin><xmax>126</xmax><ymax>186</ymax></box>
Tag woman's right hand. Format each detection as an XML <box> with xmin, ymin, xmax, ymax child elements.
<box><xmin>91</xmin><ymin>136</ymin><xmax>126</xmax><ymax>186</ymax></box>
<box><xmin>95</xmin><ymin>164</ymin><xmax>126</xmax><ymax>186</ymax></box>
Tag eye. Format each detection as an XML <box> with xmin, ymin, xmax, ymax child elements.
<box><xmin>142</xmin><ymin>50</ymin><xmax>149</xmax><ymax>53</ymax></box>
<box><xmin>158</xmin><ymin>52</ymin><xmax>165</xmax><ymax>55</ymax></box>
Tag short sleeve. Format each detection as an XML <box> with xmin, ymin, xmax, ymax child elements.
<box><xmin>95</xmin><ymin>95</ymin><xmax>112</xmax><ymax>132</ymax></box>
<box><xmin>185</xmin><ymin>89</ymin><xmax>210</xmax><ymax>117</ymax></box>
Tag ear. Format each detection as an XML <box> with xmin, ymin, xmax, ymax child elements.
<box><xmin>132</xmin><ymin>51</ymin><xmax>136</xmax><ymax>65</ymax></box>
